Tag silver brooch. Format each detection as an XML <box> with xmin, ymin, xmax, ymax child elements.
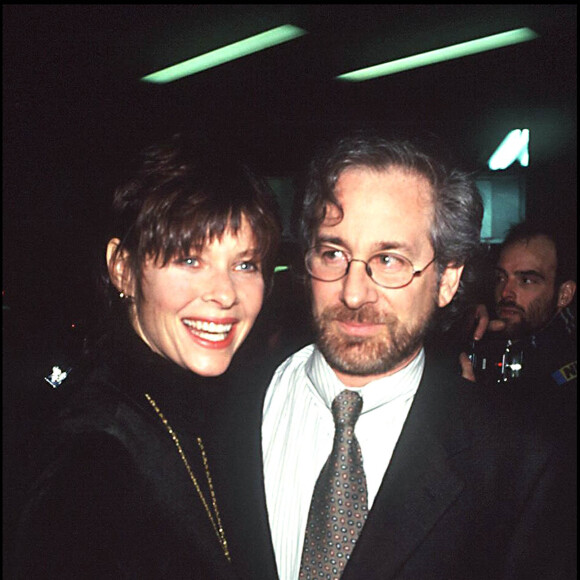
<box><xmin>44</xmin><ymin>365</ymin><xmax>71</xmax><ymax>388</ymax></box>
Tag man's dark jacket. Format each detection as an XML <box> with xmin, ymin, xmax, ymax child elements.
<box><xmin>209</xmin><ymin>348</ymin><xmax>577</xmax><ymax>580</ymax></box>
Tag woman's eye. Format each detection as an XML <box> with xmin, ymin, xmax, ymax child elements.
<box><xmin>235</xmin><ymin>260</ymin><xmax>260</xmax><ymax>273</ymax></box>
<box><xmin>180</xmin><ymin>257</ymin><xmax>201</xmax><ymax>267</ymax></box>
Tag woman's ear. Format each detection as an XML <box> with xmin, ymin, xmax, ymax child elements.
<box><xmin>106</xmin><ymin>238</ymin><xmax>135</xmax><ymax>298</ymax></box>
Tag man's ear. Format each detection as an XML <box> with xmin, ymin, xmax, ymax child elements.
<box><xmin>106</xmin><ymin>238</ymin><xmax>135</xmax><ymax>298</ymax></box>
<box><xmin>437</xmin><ymin>264</ymin><xmax>464</xmax><ymax>308</ymax></box>
<box><xmin>557</xmin><ymin>280</ymin><xmax>576</xmax><ymax>309</ymax></box>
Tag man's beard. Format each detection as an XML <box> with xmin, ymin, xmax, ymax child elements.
<box><xmin>314</xmin><ymin>300</ymin><xmax>437</xmax><ymax>377</ymax></box>
<box><xmin>496</xmin><ymin>293</ymin><xmax>558</xmax><ymax>339</ymax></box>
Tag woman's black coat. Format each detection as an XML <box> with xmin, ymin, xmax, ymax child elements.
<box><xmin>12</xmin><ymin>321</ymin><xmax>237</xmax><ymax>579</ymax></box>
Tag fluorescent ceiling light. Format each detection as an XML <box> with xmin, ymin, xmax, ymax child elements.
<box><xmin>488</xmin><ymin>129</ymin><xmax>530</xmax><ymax>170</ymax></box>
<box><xmin>337</xmin><ymin>27</ymin><xmax>537</xmax><ymax>82</ymax></box>
<box><xmin>142</xmin><ymin>24</ymin><xmax>307</xmax><ymax>84</ymax></box>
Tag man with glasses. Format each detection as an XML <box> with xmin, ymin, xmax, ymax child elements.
<box><xmin>214</xmin><ymin>133</ymin><xmax>575</xmax><ymax>580</ymax></box>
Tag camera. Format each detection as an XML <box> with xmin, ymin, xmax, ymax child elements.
<box><xmin>468</xmin><ymin>338</ymin><xmax>525</xmax><ymax>385</ymax></box>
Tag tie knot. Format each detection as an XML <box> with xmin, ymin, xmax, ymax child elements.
<box><xmin>331</xmin><ymin>389</ymin><xmax>363</xmax><ymax>428</ymax></box>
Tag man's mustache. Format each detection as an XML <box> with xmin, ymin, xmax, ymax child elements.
<box><xmin>323</xmin><ymin>304</ymin><xmax>391</xmax><ymax>324</ymax></box>
<box><xmin>497</xmin><ymin>300</ymin><xmax>525</xmax><ymax>315</ymax></box>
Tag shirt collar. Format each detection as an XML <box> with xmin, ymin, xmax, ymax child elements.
<box><xmin>305</xmin><ymin>346</ymin><xmax>424</xmax><ymax>414</ymax></box>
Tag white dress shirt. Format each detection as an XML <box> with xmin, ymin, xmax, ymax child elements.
<box><xmin>262</xmin><ymin>344</ymin><xmax>424</xmax><ymax>580</ymax></box>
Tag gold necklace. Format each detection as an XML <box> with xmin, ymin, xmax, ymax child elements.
<box><xmin>145</xmin><ymin>393</ymin><xmax>231</xmax><ymax>562</ymax></box>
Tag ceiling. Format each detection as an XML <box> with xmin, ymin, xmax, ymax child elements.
<box><xmin>2</xmin><ymin>4</ymin><xmax>577</xmax><ymax>333</ymax></box>
<box><xmin>4</xmin><ymin>4</ymin><xmax>577</xmax><ymax>174</ymax></box>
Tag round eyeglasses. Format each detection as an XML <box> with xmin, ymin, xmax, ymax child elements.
<box><xmin>305</xmin><ymin>245</ymin><xmax>437</xmax><ymax>289</ymax></box>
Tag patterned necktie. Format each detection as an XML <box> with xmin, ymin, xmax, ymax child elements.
<box><xmin>299</xmin><ymin>389</ymin><xmax>368</xmax><ymax>579</ymax></box>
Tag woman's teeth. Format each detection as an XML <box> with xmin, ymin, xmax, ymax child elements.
<box><xmin>183</xmin><ymin>319</ymin><xmax>233</xmax><ymax>342</ymax></box>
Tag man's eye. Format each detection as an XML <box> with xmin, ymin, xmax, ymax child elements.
<box><xmin>320</xmin><ymin>248</ymin><xmax>345</xmax><ymax>262</ymax></box>
<box><xmin>521</xmin><ymin>276</ymin><xmax>539</xmax><ymax>285</ymax></box>
<box><xmin>374</xmin><ymin>253</ymin><xmax>406</xmax><ymax>271</ymax></box>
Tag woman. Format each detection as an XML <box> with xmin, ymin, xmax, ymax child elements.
<box><xmin>12</xmin><ymin>134</ymin><xmax>281</xmax><ymax>579</ymax></box>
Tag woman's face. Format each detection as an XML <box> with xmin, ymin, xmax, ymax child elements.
<box><xmin>125</xmin><ymin>217</ymin><xmax>265</xmax><ymax>376</ymax></box>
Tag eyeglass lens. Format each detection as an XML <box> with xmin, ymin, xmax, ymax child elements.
<box><xmin>307</xmin><ymin>247</ymin><xmax>415</xmax><ymax>288</ymax></box>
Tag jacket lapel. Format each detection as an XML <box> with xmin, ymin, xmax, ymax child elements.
<box><xmin>343</xmin><ymin>359</ymin><xmax>469</xmax><ymax>579</ymax></box>
<box><xmin>208</xmin><ymin>370</ymin><xmax>279</xmax><ymax>579</ymax></box>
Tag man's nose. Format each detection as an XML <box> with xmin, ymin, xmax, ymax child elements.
<box><xmin>340</xmin><ymin>260</ymin><xmax>378</xmax><ymax>309</ymax></box>
<box><xmin>500</xmin><ymin>278</ymin><xmax>517</xmax><ymax>300</ymax></box>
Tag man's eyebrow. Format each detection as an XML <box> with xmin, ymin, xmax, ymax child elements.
<box><xmin>495</xmin><ymin>266</ymin><xmax>546</xmax><ymax>280</ymax></box>
<box><xmin>515</xmin><ymin>269</ymin><xmax>546</xmax><ymax>280</ymax></box>
<box><xmin>315</xmin><ymin>235</ymin><xmax>414</xmax><ymax>254</ymax></box>
<box><xmin>371</xmin><ymin>241</ymin><xmax>414</xmax><ymax>254</ymax></box>
<box><xmin>315</xmin><ymin>235</ymin><xmax>345</xmax><ymax>247</ymax></box>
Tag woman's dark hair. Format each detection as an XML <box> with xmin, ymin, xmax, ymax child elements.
<box><xmin>102</xmin><ymin>133</ymin><xmax>282</xmax><ymax>310</ymax></box>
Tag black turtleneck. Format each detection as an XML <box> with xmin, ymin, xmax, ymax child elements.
<box><xmin>12</xmin><ymin>316</ymin><xmax>238</xmax><ymax>579</ymax></box>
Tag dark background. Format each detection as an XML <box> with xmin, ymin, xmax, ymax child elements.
<box><xmin>3</xmin><ymin>4</ymin><xmax>577</xmax><ymax>352</ymax></box>
<box><xmin>2</xmin><ymin>7</ymin><xmax>577</xmax><ymax>566</ymax></box>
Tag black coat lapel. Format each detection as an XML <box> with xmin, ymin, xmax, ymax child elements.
<box><xmin>208</xmin><ymin>367</ymin><xmax>279</xmax><ymax>580</ymax></box>
<box><xmin>343</xmin><ymin>359</ymin><xmax>469</xmax><ymax>580</ymax></box>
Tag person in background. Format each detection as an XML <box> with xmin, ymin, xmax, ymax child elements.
<box><xmin>11</xmin><ymin>134</ymin><xmax>281</xmax><ymax>579</ymax></box>
<box><xmin>461</xmin><ymin>220</ymin><xmax>576</xmax><ymax>389</ymax></box>
<box><xmin>211</xmin><ymin>132</ymin><xmax>576</xmax><ymax>580</ymax></box>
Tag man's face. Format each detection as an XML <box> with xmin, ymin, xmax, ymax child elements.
<box><xmin>310</xmin><ymin>166</ymin><xmax>463</xmax><ymax>387</ymax></box>
<box><xmin>494</xmin><ymin>235</ymin><xmax>559</xmax><ymax>338</ymax></box>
